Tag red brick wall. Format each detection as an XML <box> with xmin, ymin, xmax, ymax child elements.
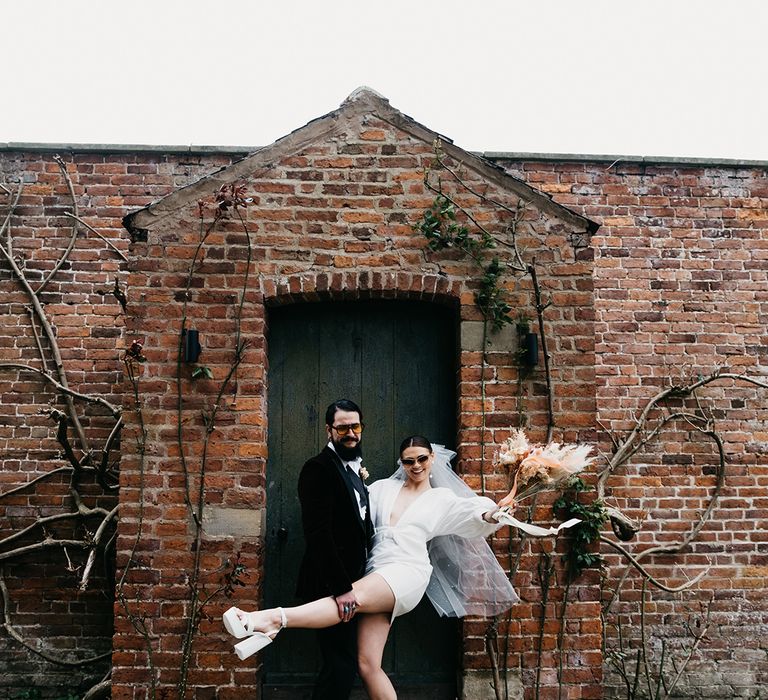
<box><xmin>2</xmin><ymin>142</ymin><xmax>766</xmax><ymax>700</ymax></box>
<box><xmin>0</xmin><ymin>149</ymin><xmax>242</xmax><ymax>698</ymax></box>
<box><xmin>498</xmin><ymin>158</ymin><xmax>768</xmax><ymax>697</ymax></box>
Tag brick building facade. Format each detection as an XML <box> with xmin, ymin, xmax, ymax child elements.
<box><xmin>1</xmin><ymin>89</ymin><xmax>766</xmax><ymax>699</ymax></box>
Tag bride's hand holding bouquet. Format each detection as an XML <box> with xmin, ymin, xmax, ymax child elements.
<box><xmin>492</xmin><ymin>429</ymin><xmax>595</xmax><ymax>536</ymax></box>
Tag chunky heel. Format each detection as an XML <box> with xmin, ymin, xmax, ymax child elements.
<box><xmin>230</xmin><ymin>607</ymin><xmax>288</xmax><ymax>660</ymax></box>
<box><xmin>234</xmin><ymin>631</ymin><xmax>273</xmax><ymax>659</ymax></box>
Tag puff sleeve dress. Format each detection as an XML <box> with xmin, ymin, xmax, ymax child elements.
<box><xmin>365</xmin><ymin>480</ymin><xmax>503</xmax><ymax>619</ymax></box>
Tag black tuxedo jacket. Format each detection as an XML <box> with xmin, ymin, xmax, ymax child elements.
<box><xmin>296</xmin><ymin>445</ymin><xmax>374</xmax><ymax>601</ymax></box>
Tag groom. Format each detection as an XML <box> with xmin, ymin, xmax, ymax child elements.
<box><xmin>296</xmin><ymin>398</ymin><xmax>374</xmax><ymax>700</ymax></box>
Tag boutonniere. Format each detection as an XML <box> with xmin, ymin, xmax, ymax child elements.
<box><xmin>359</xmin><ymin>467</ymin><xmax>369</xmax><ymax>482</ymax></box>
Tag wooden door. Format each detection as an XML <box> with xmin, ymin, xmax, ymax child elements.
<box><xmin>263</xmin><ymin>300</ymin><xmax>458</xmax><ymax>699</ymax></box>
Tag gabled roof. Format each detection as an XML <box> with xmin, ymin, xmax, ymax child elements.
<box><xmin>123</xmin><ymin>87</ymin><xmax>598</xmax><ymax>236</ymax></box>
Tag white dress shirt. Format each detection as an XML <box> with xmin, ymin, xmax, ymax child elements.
<box><xmin>328</xmin><ymin>442</ymin><xmax>367</xmax><ymax>519</ymax></box>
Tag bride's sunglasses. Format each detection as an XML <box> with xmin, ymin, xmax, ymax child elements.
<box><xmin>401</xmin><ymin>454</ymin><xmax>430</xmax><ymax>467</ymax></box>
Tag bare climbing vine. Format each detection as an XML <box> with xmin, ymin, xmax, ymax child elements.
<box><xmin>175</xmin><ymin>184</ymin><xmax>252</xmax><ymax>698</ymax></box>
<box><xmin>0</xmin><ymin>157</ymin><xmax>123</xmax><ymax>697</ymax></box>
<box><xmin>0</xmin><ymin>165</ymin><xmax>250</xmax><ymax>699</ymax></box>
<box><xmin>595</xmin><ymin>369</ymin><xmax>768</xmax><ymax>697</ymax></box>
<box><xmin>415</xmin><ymin>141</ymin><xmax>569</xmax><ymax>699</ymax></box>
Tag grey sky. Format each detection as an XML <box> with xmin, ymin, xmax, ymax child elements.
<box><xmin>4</xmin><ymin>0</ymin><xmax>767</xmax><ymax>159</ymax></box>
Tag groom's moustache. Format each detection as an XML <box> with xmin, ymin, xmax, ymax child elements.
<box><xmin>335</xmin><ymin>438</ymin><xmax>362</xmax><ymax>459</ymax></box>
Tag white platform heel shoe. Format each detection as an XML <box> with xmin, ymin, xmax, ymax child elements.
<box><xmin>223</xmin><ymin>607</ymin><xmax>287</xmax><ymax>660</ymax></box>
<box><xmin>222</xmin><ymin>606</ymin><xmax>250</xmax><ymax>638</ymax></box>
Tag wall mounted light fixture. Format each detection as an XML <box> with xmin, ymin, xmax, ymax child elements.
<box><xmin>182</xmin><ymin>329</ymin><xmax>202</xmax><ymax>363</ymax></box>
<box><xmin>517</xmin><ymin>325</ymin><xmax>538</xmax><ymax>367</ymax></box>
<box><xmin>521</xmin><ymin>331</ymin><xmax>538</xmax><ymax>366</ymax></box>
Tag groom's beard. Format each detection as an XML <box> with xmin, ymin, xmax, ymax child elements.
<box><xmin>333</xmin><ymin>436</ymin><xmax>362</xmax><ymax>461</ymax></box>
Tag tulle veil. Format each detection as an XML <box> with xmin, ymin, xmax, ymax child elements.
<box><xmin>389</xmin><ymin>444</ymin><xmax>519</xmax><ymax>617</ymax></box>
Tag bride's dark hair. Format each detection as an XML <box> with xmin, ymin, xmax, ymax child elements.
<box><xmin>399</xmin><ymin>435</ymin><xmax>433</xmax><ymax>455</ymax></box>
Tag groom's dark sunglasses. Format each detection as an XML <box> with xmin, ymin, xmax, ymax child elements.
<box><xmin>332</xmin><ymin>423</ymin><xmax>364</xmax><ymax>436</ymax></box>
<box><xmin>401</xmin><ymin>454</ymin><xmax>430</xmax><ymax>467</ymax></box>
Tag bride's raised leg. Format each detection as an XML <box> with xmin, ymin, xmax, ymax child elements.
<box><xmin>228</xmin><ymin>572</ymin><xmax>396</xmax><ymax>635</ymax></box>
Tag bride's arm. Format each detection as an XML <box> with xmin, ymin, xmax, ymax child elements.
<box><xmin>433</xmin><ymin>490</ymin><xmax>505</xmax><ymax>538</ymax></box>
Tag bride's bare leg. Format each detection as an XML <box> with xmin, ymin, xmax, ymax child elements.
<box><xmin>237</xmin><ymin>573</ymin><xmax>396</xmax><ymax>633</ymax></box>
<box><xmin>358</xmin><ymin>613</ymin><xmax>396</xmax><ymax>700</ymax></box>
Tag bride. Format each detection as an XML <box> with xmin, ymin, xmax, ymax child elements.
<box><xmin>223</xmin><ymin>436</ymin><xmax>519</xmax><ymax>700</ymax></box>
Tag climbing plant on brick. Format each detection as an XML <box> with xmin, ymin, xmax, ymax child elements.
<box><xmin>0</xmin><ymin>158</ymin><xmax>122</xmax><ymax>699</ymax></box>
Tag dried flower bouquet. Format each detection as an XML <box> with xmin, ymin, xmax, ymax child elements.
<box><xmin>491</xmin><ymin>429</ymin><xmax>595</xmax><ymax>536</ymax></box>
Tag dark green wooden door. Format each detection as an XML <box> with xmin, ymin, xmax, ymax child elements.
<box><xmin>264</xmin><ymin>300</ymin><xmax>458</xmax><ymax>699</ymax></box>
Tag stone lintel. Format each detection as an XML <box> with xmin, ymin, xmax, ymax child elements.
<box><xmin>202</xmin><ymin>506</ymin><xmax>264</xmax><ymax>538</ymax></box>
<box><xmin>460</xmin><ymin>320</ymin><xmax>518</xmax><ymax>353</ymax></box>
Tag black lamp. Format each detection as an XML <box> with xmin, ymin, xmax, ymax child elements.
<box><xmin>518</xmin><ymin>327</ymin><xmax>538</xmax><ymax>367</ymax></box>
<box><xmin>182</xmin><ymin>329</ymin><xmax>202</xmax><ymax>363</ymax></box>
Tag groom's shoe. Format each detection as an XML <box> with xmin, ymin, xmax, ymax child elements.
<box><xmin>227</xmin><ymin>607</ymin><xmax>287</xmax><ymax>660</ymax></box>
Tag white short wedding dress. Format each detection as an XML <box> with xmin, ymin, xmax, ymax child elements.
<box><xmin>365</xmin><ymin>480</ymin><xmax>506</xmax><ymax>619</ymax></box>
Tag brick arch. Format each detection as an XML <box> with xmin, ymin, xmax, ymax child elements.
<box><xmin>261</xmin><ymin>270</ymin><xmax>463</xmax><ymax>308</ymax></box>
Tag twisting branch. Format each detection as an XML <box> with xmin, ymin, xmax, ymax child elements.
<box><xmin>1</xmin><ymin>162</ymin><xmax>122</xmax><ymax>689</ymax></box>
<box><xmin>35</xmin><ymin>155</ymin><xmax>80</xmax><ymax>295</ymax></box>
<box><xmin>0</xmin><ymin>510</ymin><xmax>108</xmax><ymax>551</ymax></box>
<box><xmin>0</xmin><ymin>363</ymin><xmax>121</xmax><ymax>418</ymax></box>
<box><xmin>82</xmin><ymin>675</ymin><xmax>111</xmax><ymax>700</ymax></box>
<box><xmin>603</xmin><ymin>421</ymin><xmax>724</xmax><ymax>613</ymax></box>
<box><xmin>25</xmin><ymin>305</ymin><xmax>48</xmax><ymax>371</ymax></box>
<box><xmin>599</xmin><ymin>536</ymin><xmax>708</xmax><ymax>594</ymax></box>
<box><xmin>0</xmin><ymin>467</ymin><xmax>74</xmax><ymax>499</ymax></box>
<box><xmin>0</xmin><ymin>538</ymin><xmax>91</xmax><ymax>563</ymax></box>
<box><xmin>0</xmin><ymin>179</ymin><xmax>23</xmax><ymax>253</ymax></box>
<box><xmin>596</xmin><ymin>367</ymin><xmax>765</xmax><ymax>697</ymax></box>
<box><xmin>176</xmin><ymin>184</ymin><xmax>253</xmax><ymax>698</ymax></box>
<box><xmin>63</xmin><ymin>212</ymin><xmax>128</xmax><ymax>262</ymax></box>
<box><xmin>0</xmin><ymin>571</ymin><xmax>111</xmax><ymax>667</ymax></box>
<box><xmin>598</xmin><ymin>370</ymin><xmax>768</xmax><ymax>495</ymax></box>
<box><xmin>527</xmin><ymin>262</ymin><xmax>555</xmax><ymax>442</ymax></box>
<box><xmin>79</xmin><ymin>505</ymin><xmax>119</xmax><ymax>591</ymax></box>
<box><xmin>597</xmin><ymin>370</ymin><xmax>765</xmax><ymax>610</ymax></box>
<box><xmin>0</xmin><ymin>228</ymin><xmax>91</xmax><ymax>452</ymax></box>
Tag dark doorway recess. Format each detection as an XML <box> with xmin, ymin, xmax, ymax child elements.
<box><xmin>263</xmin><ymin>300</ymin><xmax>458</xmax><ymax>699</ymax></box>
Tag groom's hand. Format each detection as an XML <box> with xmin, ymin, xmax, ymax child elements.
<box><xmin>335</xmin><ymin>590</ymin><xmax>359</xmax><ymax>622</ymax></box>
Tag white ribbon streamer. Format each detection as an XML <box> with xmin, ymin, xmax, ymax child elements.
<box><xmin>492</xmin><ymin>508</ymin><xmax>582</xmax><ymax>537</ymax></box>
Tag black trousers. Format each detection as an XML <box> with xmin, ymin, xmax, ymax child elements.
<box><xmin>312</xmin><ymin>617</ymin><xmax>358</xmax><ymax>700</ymax></box>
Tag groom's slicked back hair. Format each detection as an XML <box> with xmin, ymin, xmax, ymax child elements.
<box><xmin>399</xmin><ymin>435</ymin><xmax>433</xmax><ymax>455</ymax></box>
<box><xmin>325</xmin><ymin>398</ymin><xmax>363</xmax><ymax>426</ymax></box>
